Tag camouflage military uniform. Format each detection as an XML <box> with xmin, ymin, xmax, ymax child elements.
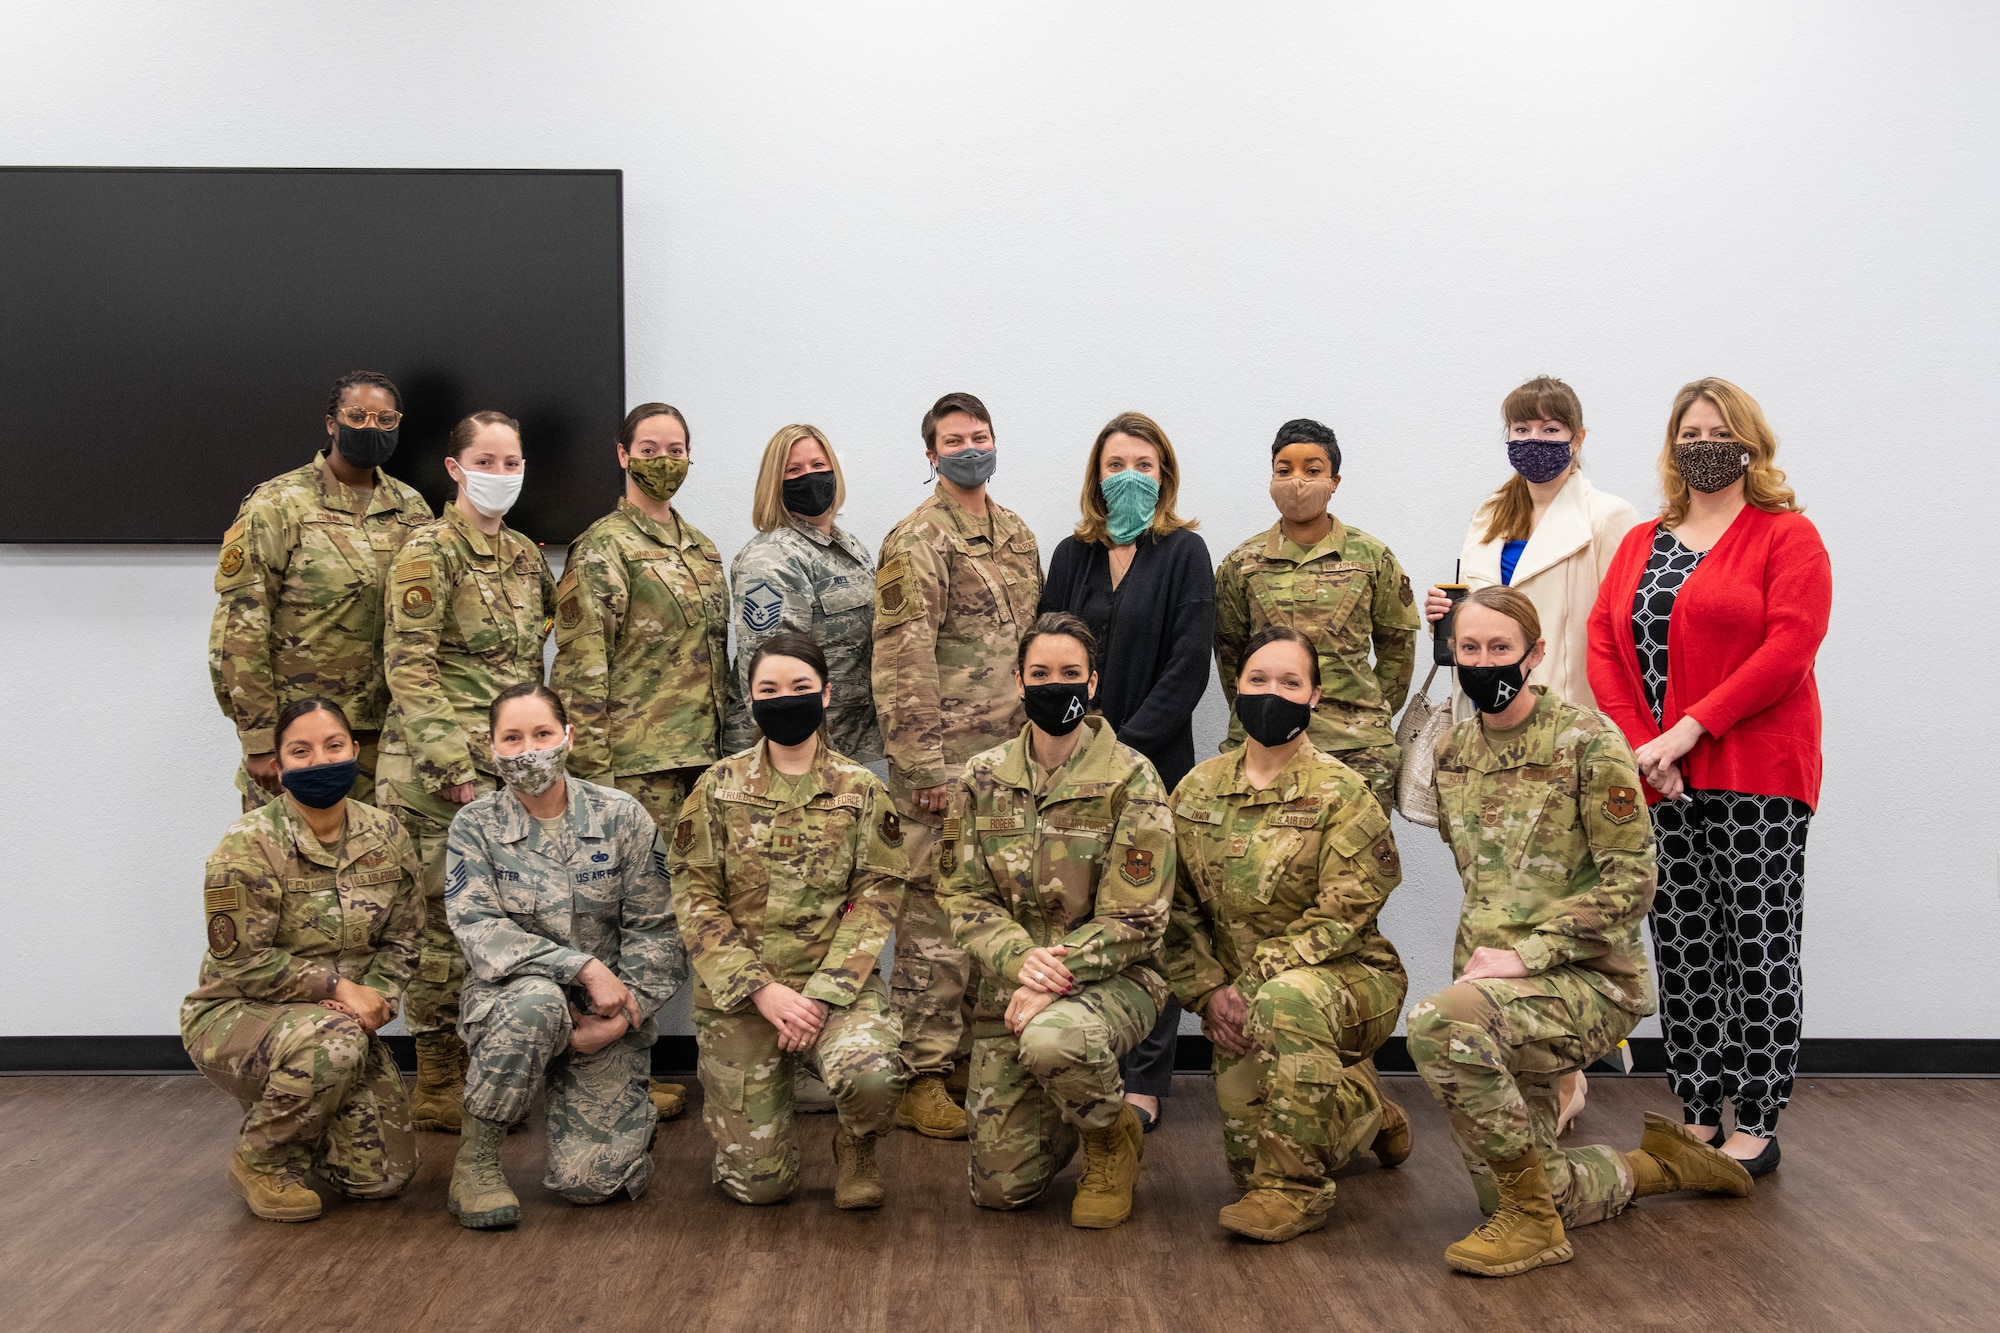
<box><xmin>873</xmin><ymin>484</ymin><xmax>1042</xmax><ymax>1077</ymax></box>
<box><xmin>1406</xmin><ymin>686</ymin><xmax>1658</xmax><ymax>1226</ymax></box>
<box><xmin>1163</xmin><ymin>740</ymin><xmax>1407</xmax><ymax>1213</ymax></box>
<box><xmin>669</xmin><ymin>741</ymin><xmax>910</xmax><ymax>1203</ymax></box>
<box><xmin>550</xmin><ymin>497</ymin><xmax>729</xmax><ymax>837</ymax></box>
<box><xmin>445</xmin><ymin>777</ymin><xmax>687</xmax><ymax>1202</ymax></box>
<box><xmin>1214</xmin><ymin>516</ymin><xmax>1420</xmax><ymax>809</ymax></box>
<box><xmin>209</xmin><ymin>451</ymin><xmax>431</xmax><ymax>808</ymax></box>
<box><xmin>937</xmin><ymin>718</ymin><xmax>1174</xmax><ymax>1208</ymax></box>
<box><xmin>723</xmin><ymin>517</ymin><xmax>881</xmax><ymax>763</ymax></box>
<box><xmin>180</xmin><ymin>796</ymin><xmax>423</xmax><ymax>1194</ymax></box>
<box><xmin>377</xmin><ymin>503</ymin><xmax>557</xmax><ymax>1043</ymax></box>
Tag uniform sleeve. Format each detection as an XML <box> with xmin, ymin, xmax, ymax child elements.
<box><xmin>1160</xmin><ymin>816</ymin><xmax>1229</xmax><ymax>1012</ymax></box>
<box><xmin>1370</xmin><ymin>546</ymin><xmax>1421</xmax><ymax>715</ymax></box>
<box><xmin>724</xmin><ymin>543</ymin><xmax>819</xmax><ymax>754</ymax></box>
<box><xmin>383</xmin><ymin>536</ymin><xmax>476</xmax><ymax>791</ymax></box>
<box><xmin>937</xmin><ymin>779</ymin><xmax>1041</xmax><ymax>983</ymax></box>
<box><xmin>871</xmin><ymin>531</ymin><xmax>951</xmax><ymax>788</ymax></box>
<box><xmin>1214</xmin><ymin>553</ymin><xmax>1251</xmax><ymax>751</ymax></box>
<box><xmin>1682</xmin><ymin>519</ymin><xmax>1832</xmax><ymax>738</ymax></box>
<box><xmin>1249</xmin><ymin>791</ymin><xmax>1399</xmax><ymax>981</ymax></box>
<box><xmin>803</xmin><ymin>784</ymin><xmax>910</xmax><ymax>1006</ymax></box>
<box><xmin>1060</xmin><ymin>772</ymin><xmax>1176</xmax><ymax>984</ymax></box>
<box><xmin>199</xmin><ymin>851</ymin><xmax>339</xmax><ymax>1003</ymax></box>
<box><xmin>357</xmin><ymin>827</ymin><xmax>425</xmax><ymax>1004</ymax></box>
<box><xmin>207</xmin><ymin>502</ymin><xmax>289</xmax><ymax>756</ymax></box>
<box><xmin>615</xmin><ymin>812</ymin><xmax>687</xmax><ymax>1024</ymax></box>
<box><xmin>445</xmin><ymin>816</ymin><xmax>596</xmax><ymax>986</ymax></box>
<box><xmin>667</xmin><ymin>778</ymin><xmax>774</xmax><ymax>1011</ymax></box>
<box><xmin>549</xmin><ymin>540</ymin><xmax>626</xmax><ymax>781</ymax></box>
<box><xmin>1513</xmin><ymin>729</ymin><xmax>1658</xmax><ymax>974</ymax></box>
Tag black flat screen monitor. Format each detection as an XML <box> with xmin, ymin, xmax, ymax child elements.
<box><xmin>0</xmin><ymin>167</ymin><xmax>623</xmax><ymax>544</ymax></box>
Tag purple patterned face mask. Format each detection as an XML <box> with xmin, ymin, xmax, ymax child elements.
<box><xmin>1506</xmin><ymin>438</ymin><xmax>1573</xmax><ymax>484</ymax></box>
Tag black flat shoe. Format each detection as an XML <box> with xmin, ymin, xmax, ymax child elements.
<box><xmin>1729</xmin><ymin>1136</ymin><xmax>1780</xmax><ymax>1178</ymax></box>
<box><xmin>1130</xmin><ymin>1103</ymin><xmax>1160</xmax><ymax>1134</ymax></box>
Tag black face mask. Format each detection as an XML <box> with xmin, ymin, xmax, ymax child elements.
<box><xmin>752</xmin><ymin>692</ymin><xmax>825</xmax><ymax>747</ymax></box>
<box><xmin>783</xmin><ymin>470</ymin><xmax>838</xmax><ymax>518</ymax></box>
<box><xmin>1022</xmin><ymin>682</ymin><xmax>1090</xmax><ymax>736</ymax></box>
<box><xmin>1236</xmin><ymin>691</ymin><xmax>1312</xmax><ymax>747</ymax></box>
<box><xmin>335</xmin><ymin>423</ymin><xmax>399</xmax><ymax>469</ymax></box>
<box><xmin>1458</xmin><ymin>653</ymin><xmax>1532</xmax><ymax>714</ymax></box>
<box><xmin>281</xmin><ymin>758</ymin><xmax>359</xmax><ymax>809</ymax></box>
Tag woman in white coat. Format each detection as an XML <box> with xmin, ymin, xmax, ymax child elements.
<box><xmin>1422</xmin><ymin>375</ymin><xmax>1639</xmax><ymax>1132</ymax></box>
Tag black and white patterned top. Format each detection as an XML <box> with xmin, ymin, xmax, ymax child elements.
<box><xmin>1631</xmin><ymin>526</ymin><xmax>1707</xmax><ymax>724</ymax></box>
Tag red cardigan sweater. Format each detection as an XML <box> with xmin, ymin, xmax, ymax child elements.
<box><xmin>1586</xmin><ymin>506</ymin><xmax>1831</xmax><ymax>809</ymax></box>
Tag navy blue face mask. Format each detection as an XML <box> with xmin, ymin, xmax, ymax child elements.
<box><xmin>281</xmin><ymin>758</ymin><xmax>359</xmax><ymax>809</ymax></box>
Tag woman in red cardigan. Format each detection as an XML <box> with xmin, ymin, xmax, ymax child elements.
<box><xmin>1587</xmin><ymin>378</ymin><xmax>1830</xmax><ymax>1179</ymax></box>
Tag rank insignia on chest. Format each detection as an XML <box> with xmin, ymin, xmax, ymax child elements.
<box><xmin>401</xmin><ymin>585</ymin><xmax>435</xmax><ymax>618</ymax></box>
<box><xmin>879</xmin><ymin>810</ymin><xmax>904</xmax><ymax>847</ymax></box>
<box><xmin>207</xmin><ymin>912</ymin><xmax>239</xmax><ymax>959</ymax></box>
<box><xmin>359</xmin><ymin>848</ymin><xmax>387</xmax><ymax>868</ymax></box>
<box><xmin>674</xmin><ymin>818</ymin><xmax>696</xmax><ymax>854</ymax></box>
<box><xmin>1604</xmin><ymin>786</ymin><xmax>1639</xmax><ymax>823</ymax></box>
<box><xmin>1120</xmin><ymin>847</ymin><xmax>1156</xmax><ymax>886</ymax></box>
<box><xmin>1226</xmin><ymin>835</ymin><xmax>1249</xmax><ymax>858</ymax></box>
<box><xmin>775</xmin><ymin>831</ymin><xmax>797</xmax><ymax>853</ymax></box>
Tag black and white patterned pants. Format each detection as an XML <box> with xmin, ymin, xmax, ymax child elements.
<box><xmin>1648</xmin><ymin>789</ymin><xmax>1812</xmax><ymax>1138</ymax></box>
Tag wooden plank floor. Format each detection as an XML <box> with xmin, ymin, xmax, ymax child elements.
<box><xmin>3</xmin><ymin>1073</ymin><xmax>1995</xmax><ymax>1332</ymax></box>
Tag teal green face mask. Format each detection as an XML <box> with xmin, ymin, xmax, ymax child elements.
<box><xmin>1100</xmin><ymin>468</ymin><xmax>1160</xmax><ymax>546</ymax></box>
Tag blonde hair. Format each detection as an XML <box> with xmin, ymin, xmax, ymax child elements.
<box><xmin>1073</xmin><ymin>411</ymin><xmax>1199</xmax><ymax>546</ymax></box>
<box><xmin>1463</xmin><ymin>585</ymin><xmax>1543</xmax><ymax>645</ymax></box>
<box><xmin>1657</xmin><ymin>378</ymin><xmax>1800</xmax><ymax>526</ymax></box>
<box><xmin>1477</xmin><ymin>376</ymin><xmax>1585</xmax><ymax>545</ymax></box>
<box><xmin>751</xmin><ymin>424</ymin><xmax>846</xmax><ymax>532</ymax></box>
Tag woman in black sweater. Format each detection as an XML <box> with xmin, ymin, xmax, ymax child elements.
<box><xmin>1038</xmin><ymin>410</ymin><xmax>1215</xmax><ymax>1129</ymax></box>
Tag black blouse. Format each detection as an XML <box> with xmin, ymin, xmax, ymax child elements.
<box><xmin>1630</xmin><ymin>526</ymin><xmax>1708</xmax><ymax>725</ymax></box>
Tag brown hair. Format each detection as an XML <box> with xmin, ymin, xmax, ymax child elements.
<box><xmin>1477</xmin><ymin>376</ymin><xmax>1585</xmax><ymax>545</ymax></box>
<box><xmin>1657</xmin><ymin>377</ymin><xmax>1800</xmax><ymax>526</ymax></box>
<box><xmin>922</xmin><ymin>392</ymin><xmax>992</xmax><ymax>451</ymax></box>
<box><xmin>1460</xmin><ymin>585</ymin><xmax>1544</xmax><ymax>645</ymax></box>
<box><xmin>1015</xmin><ymin>611</ymin><xmax>1096</xmax><ymax>675</ymax></box>
<box><xmin>447</xmin><ymin>410</ymin><xmax>521</xmax><ymax>459</ymax></box>
<box><xmin>1072</xmin><ymin>411</ymin><xmax>1199</xmax><ymax>546</ymax></box>
<box><xmin>751</xmin><ymin>425</ymin><xmax>846</xmax><ymax>532</ymax></box>
<box><xmin>489</xmin><ymin>681</ymin><xmax>569</xmax><ymax>731</ymax></box>
<box><xmin>619</xmin><ymin>402</ymin><xmax>690</xmax><ymax>449</ymax></box>
<box><xmin>1238</xmin><ymin>626</ymin><xmax>1322</xmax><ymax>691</ymax></box>
<box><xmin>748</xmin><ymin>632</ymin><xmax>829</xmax><ymax>689</ymax></box>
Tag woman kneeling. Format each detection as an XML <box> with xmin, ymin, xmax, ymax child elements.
<box><xmin>672</xmin><ymin>633</ymin><xmax>910</xmax><ymax>1208</ymax></box>
<box><xmin>182</xmin><ymin>697</ymin><xmax>423</xmax><ymax>1221</ymax></box>
<box><xmin>1409</xmin><ymin>587</ymin><xmax>1752</xmax><ymax>1276</ymax></box>
<box><xmin>940</xmin><ymin>612</ymin><xmax>1176</xmax><ymax>1228</ymax></box>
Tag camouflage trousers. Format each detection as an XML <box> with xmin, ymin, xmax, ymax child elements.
<box><xmin>382</xmin><ymin>773</ymin><xmax>495</xmax><ymax>1040</ymax></box>
<box><xmin>967</xmin><ymin>973</ymin><xmax>1156</xmax><ymax>1210</ymax></box>
<box><xmin>460</xmin><ymin>975</ymin><xmax>656</xmax><ymax>1203</ymax></box>
<box><xmin>236</xmin><ymin>732</ymin><xmax>380</xmax><ymax>813</ymax></box>
<box><xmin>181</xmin><ymin>998</ymin><xmax>416</xmax><ymax>1195</ymax></box>
<box><xmin>1406</xmin><ymin>968</ymin><xmax>1640</xmax><ymax>1227</ymax></box>
<box><xmin>614</xmin><ymin>766</ymin><xmax>708</xmax><ymax>832</ymax></box>
<box><xmin>887</xmin><ymin>807</ymin><xmax>973</xmax><ymax>1077</ymax></box>
<box><xmin>1325</xmin><ymin>742</ymin><xmax>1398</xmax><ymax>817</ymax></box>
<box><xmin>1213</xmin><ymin>957</ymin><xmax>1406</xmax><ymax>1211</ymax></box>
<box><xmin>693</xmin><ymin>975</ymin><xmax>906</xmax><ymax>1205</ymax></box>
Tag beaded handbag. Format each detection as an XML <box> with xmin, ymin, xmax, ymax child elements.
<box><xmin>1393</xmin><ymin>664</ymin><xmax>1453</xmax><ymax>828</ymax></box>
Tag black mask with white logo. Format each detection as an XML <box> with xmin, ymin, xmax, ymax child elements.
<box><xmin>1022</xmin><ymin>682</ymin><xmax>1090</xmax><ymax>736</ymax></box>
<box><xmin>752</xmin><ymin>692</ymin><xmax>825</xmax><ymax>746</ymax></box>
<box><xmin>1458</xmin><ymin>653</ymin><xmax>1532</xmax><ymax>714</ymax></box>
<box><xmin>1236</xmin><ymin>691</ymin><xmax>1312</xmax><ymax>747</ymax></box>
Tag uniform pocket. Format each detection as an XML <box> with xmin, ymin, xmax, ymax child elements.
<box><xmin>1433</xmin><ymin>770</ymin><xmax>1474</xmax><ymax>870</ymax></box>
<box><xmin>1512</xmin><ymin>786</ymin><xmax>1583</xmax><ymax>884</ymax></box>
<box><xmin>701</xmin><ymin>1057</ymin><xmax>747</xmax><ymax>1112</ymax></box>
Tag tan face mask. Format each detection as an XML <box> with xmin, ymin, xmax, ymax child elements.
<box><xmin>1270</xmin><ymin>475</ymin><xmax>1334</xmax><ymax>523</ymax></box>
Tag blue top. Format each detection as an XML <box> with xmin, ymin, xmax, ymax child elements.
<box><xmin>1500</xmin><ymin>539</ymin><xmax>1528</xmax><ymax>587</ymax></box>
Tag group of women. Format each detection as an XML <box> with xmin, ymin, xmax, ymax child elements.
<box><xmin>187</xmin><ymin>371</ymin><xmax>1830</xmax><ymax>1277</ymax></box>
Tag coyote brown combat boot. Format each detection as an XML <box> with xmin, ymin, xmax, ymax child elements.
<box><xmin>1630</xmin><ymin>1112</ymin><xmax>1753</xmax><ymax>1198</ymax></box>
<box><xmin>896</xmin><ymin>1074</ymin><xmax>968</xmax><ymax>1140</ymax></box>
<box><xmin>650</xmin><ymin>1079</ymin><xmax>687</xmax><ymax>1120</ymax></box>
<box><xmin>411</xmin><ymin>1032</ymin><xmax>466</xmax><ymax>1133</ymax></box>
<box><xmin>794</xmin><ymin>1067</ymin><xmax>835</xmax><ymax>1115</ymax></box>
<box><xmin>1071</xmin><ymin>1101</ymin><xmax>1145</xmax><ymax>1229</ymax></box>
<box><xmin>1218</xmin><ymin>1188</ymin><xmax>1329</xmax><ymax>1243</ymax></box>
<box><xmin>1444</xmin><ymin>1150</ymin><xmax>1572</xmax><ymax>1277</ymax></box>
<box><xmin>832</xmin><ymin>1128</ymin><xmax>886</xmax><ymax>1209</ymax></box>
<box><xmin>228</xmin><ymin>1148</ymin><xmax>321</xmax><ymax>1222</ymax></box>
<box><xmin>447</xmin><ymin>1115</ymin><xmax>521</xmax><ymax>1229</ymax></box>
<box><xmin>1351</xmin><ymin>1062</ymin><xmax>1413</xmax><ymax>1167</ymax></box>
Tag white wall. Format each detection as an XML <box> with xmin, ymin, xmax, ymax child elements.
<box><xmin>3</xmin><ymin>3</ymin><xmax>1995</xmax><ymax>1041</ymax></box>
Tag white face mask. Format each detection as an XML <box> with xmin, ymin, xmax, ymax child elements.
<box><xmin>458</xmin><ymin>464</ymin><xmax>524</xmax><ymax>518</ymax></box>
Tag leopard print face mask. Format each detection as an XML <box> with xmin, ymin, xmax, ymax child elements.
<box><xmin>1673</xmin><ymin>438</ymin><xmax>1751</xmax><ymax>494</ymax></box>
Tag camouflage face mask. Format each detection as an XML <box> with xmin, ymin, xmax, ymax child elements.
<box><xmin>628</xmin><ymin>454</ymin><xmax>688</xmax><ymax>502</ymax></box>
<box><xmin>496</xmin><ymin>732</ymin><xmax>571</xmax><ymax>796</ymax></box>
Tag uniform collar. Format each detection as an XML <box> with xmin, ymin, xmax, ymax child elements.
<box><xmin>1263</xmin><ymin>513</ymin><xmax>1348</xmax><ymax>564</ymax></box>
<box><xmin>278</xmin><ymin>797</ymin><xmax>385</xmax><ymax>869</ymax></box>
<box><xmin>992</xmin><ymin>716</ymin><xmax>1118</xmax><ymax>800</ymax></box>
<box><xmin>312</xmin><ymin>450</ymin><xmax>404</xmax><ymax>518</ymax></box>
<box><xmin>1218</xmin><ymin>737</ymin><xmax>1324</xmax><ymax>805</ymax></box>
<box><xmin>491</xmin><ymin>778</ymin><xmax>607</xmax><ymax>844</ymax></box>
<box><xmin>740</xmin><ymin>739</ymin><xmax>831</xmax><ymax>809</ymax></box>
<box><xmin>1463</xmin><ymin>686</ymin><xmax>1558</xmax><ymax>772</ymax></box>
<box><xmin>930</xmin><ymin>483</ymin><xmax>1001</xmax><ymax>546</ymax></box>
<box><xmin>786</xmin><ymin>513</ymin><xmax>837</xmax><ymax>547</ymax></box>
<box><xmin>618</xmin><ymin>496</ymin><xmax>686</xmax><ymax>547</ymax></box>
<box><xmin>443</xmin><ymin>500</ymin><xmax>504</xmax><ymax>561</ymax></box>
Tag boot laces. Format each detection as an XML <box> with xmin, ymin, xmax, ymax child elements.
<box><xmin>1472</xmin><ymin>1170</ymin><xmax>1530</xmax><ymax>1242</ymax></box>
<box><xmin>1079</xmin><ymin>1130</ymin><xmax>1116</xmax><ymax>1191</ymax></box>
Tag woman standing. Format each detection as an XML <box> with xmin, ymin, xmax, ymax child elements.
<box><xmin>379</xmin><ymin>410</ymin><xmax>557</xmax><ymax>1132</ymax></box>
<box><xmin>210</xmin><ymin>370</ymin><xmax>431</xmax><ymax>808</ymax></box>
<box><xmin>723</xmin><ymin>424</ymin><xmax>880</xmax><ymax>762</ymax></box>
<box><xmin>1038</xmin><ymin>410</ymin><xmax>1213</xmax><ymax>1133</ymax></box>
<box><xmin>673</xmin><ymin>634</ymin><xmax>910</xmax><ymax>1209</ymax></box>
<box><xmin>182</xmin><ymin>697</ymin><xmax>423</xmax><ymax>1222</ymax></box>
<box><xmin>1588</xmin><ymin>378</ymin><xmax>1830</xmax><ymax>1177</ymax></box>
<box><xmin>939</xmin><ymin>613</ymin><xmax>1176</xmax><ymax>1229</ymax></box>
<box><xmin>1164</xmin><ymin>627</ymin><xmax>1411</xmax><ymax>1243</ymax></box>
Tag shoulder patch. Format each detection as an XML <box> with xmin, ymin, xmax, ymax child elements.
<box><xmin>1368</xmin><ymin>834</ymin><xmax>1401</xmax><ymax>877</ymax></box>
<box><xmin>206</xmin><ymin>912</ymin><xmax>239</xmax><ymax>959</ymax></box>
<box><xmin>401</xmin><ymin>585</ymin><xmax>436</xmax><ymax>619</ymax></box>
<box><xmin>878</xmin><ymin>809</ymin><xmax>904</xmax><ymax>847</ymax></box>
<box><xmin>394</xmin><ymin>558</ymin><xmax>433</xmax><ymax>583</ymax></box>
<box><xmin>203</xmin><ymin>880</ymin><xmax>243</xmax><ymax>914</ymax></box>
<box><xmin>741</xmin><ymin>580</ymin><xmax>784</xmax><ymax>633</ymax></box>
<box><xmin>1604</xmin><ymin>786</ymin><xmax>1639</xmax><ymax>824</ymax></box>
<box><xmin>444</xmin><ymin>859</ymin><xmax>468</xmax><ymax>900</ymax></box>
<box><xmin>1399</xmin><ymin>574</ymin><xmax>1414</xmax><ymax>605</ymax></box>
<box><xmin>1119</xmin><ymin>846</ymin><xmax>1157</xmax><ymax>886</ymax></box>
<box><xmin>559</xmin><ymin>595</ymin><xmax>583</xmax><ymax>631</ymax></box>
<box><xmin>218</xmin><ymin>545</ymin><xmax>245</xmax><ymax>577</ymax></box>
<box><xmin>674</xmin><ymin>818</ymin><xmax>696</xmax><ymax>854</ymax></box>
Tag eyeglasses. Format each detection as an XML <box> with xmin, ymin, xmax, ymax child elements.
<box><xmin>335</xmin><ymin>407</ymin><xmax>403</xmax><ymax>430</ymax></box>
